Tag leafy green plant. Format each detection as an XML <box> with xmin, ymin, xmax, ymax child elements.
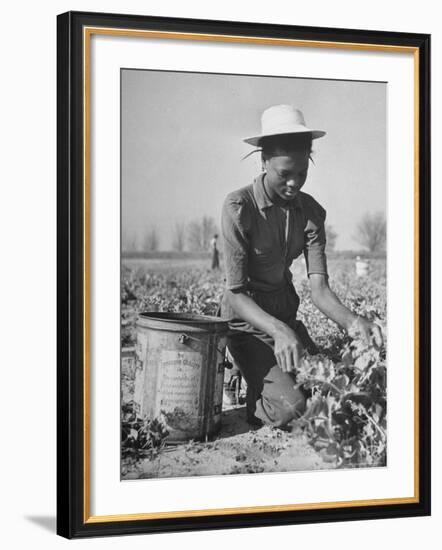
<box><xmin>121</xmin><ymin>401</ymin><xmax>169</xmax><ymax>471</ymax></box>
<box><xmin>296</xmin><ymin>333</ymin><xmax>386</xmax><ymax>468</ymax></box>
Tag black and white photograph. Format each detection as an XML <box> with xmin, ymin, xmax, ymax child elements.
<box><xmin>120</xmin><ymin>69</ymin><xmax>387</xmax><ymax>480</ymax></box>
<box><xmin>1</xmin><ymin>0</ymin><xmax>436</xmax><ymax>542</ymax></box>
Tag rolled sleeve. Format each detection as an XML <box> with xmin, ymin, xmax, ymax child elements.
<box><xmin>221</xmin><ymin>194</ymin><xmax>250</xmax><ymax>291</ymax></box>
<box><xmin>303</xmin><ymin>198</ymin><xmax>328</xmax><ymax>277</ymax></box>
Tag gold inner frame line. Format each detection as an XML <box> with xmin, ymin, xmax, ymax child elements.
<box><xmin>82</xmin><ymin>26</ymin><xmax>420</xmax><ymax>524</ymax></box>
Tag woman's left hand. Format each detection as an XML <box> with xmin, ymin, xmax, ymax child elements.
<box><xmin>348</xmin><ymin>316</ymin><xmax>384</xmax><ymax>348</ymax></box>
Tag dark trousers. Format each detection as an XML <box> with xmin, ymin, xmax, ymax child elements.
<box><xmin>226</xmin><ymin>327</ymin><xmax>307</xmax><ymax>428</ymax></box>
<box><xmin>220</xmin><ymin>284</ymin><xmax>316</xmax><ymax>428</ymax></box>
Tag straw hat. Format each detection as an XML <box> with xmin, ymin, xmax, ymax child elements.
<box><xmin>243</xmin><ymin>105</ymin><xmax>326</xmax><ymax>146</ymax></box>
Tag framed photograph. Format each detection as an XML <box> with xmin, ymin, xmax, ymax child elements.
<box><xmin>57</xmin><ymin>11</ymin><xmax>431</xmax><ymax>538</ymax></box>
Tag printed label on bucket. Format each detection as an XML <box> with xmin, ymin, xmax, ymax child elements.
<box><xmin>156</xmin><ymin>351</ymin><xmax>202</xmax><ymax>429</ymax></box>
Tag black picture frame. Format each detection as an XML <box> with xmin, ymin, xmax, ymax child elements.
<box><xmin>57</xmin><ymin>10</ymin><xmax>431</xmax><ymax>539</ymax></box>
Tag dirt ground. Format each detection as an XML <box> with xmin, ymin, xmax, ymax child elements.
<box><xmin>122</xmin><ymin>393</ymin><xmax>329</xmax><ymax>480</ymax></box>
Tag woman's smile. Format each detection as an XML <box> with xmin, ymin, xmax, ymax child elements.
<box><xmin>263</xmin><ymin>149</ymin><xmax>310</xmax><ymax>203</ymax></box>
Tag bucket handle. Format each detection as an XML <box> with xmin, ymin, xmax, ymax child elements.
<box><xmin>178</xmin><ymin>333</ymin><xmax>226</xmax><ymax>356</ymax></box>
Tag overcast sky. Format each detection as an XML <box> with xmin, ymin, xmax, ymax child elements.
<box><xmin>122</xmin><ymin>69</ymin><xmax>386</xmax><ymax>251</ymax></box>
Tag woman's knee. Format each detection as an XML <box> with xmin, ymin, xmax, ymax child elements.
<box><xmin>275</xmin><ymin>391</ymin><xmax>306</xmax><ymax>426</ymax></box>
<box><xmin>256</xmin><ymin>385</ymin><xmax>306</xmax><ymax>427</ymax></box>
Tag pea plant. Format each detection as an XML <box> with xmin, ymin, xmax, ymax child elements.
<box><xmin>296</xmin><ymin>334</ymin><xmax>386</xmax><ymax>467</ymax></box>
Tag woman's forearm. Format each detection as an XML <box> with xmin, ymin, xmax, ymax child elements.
<box><xmin>226</xmin><ymin>290</ymin><xmax>306</xmax><ymax>371</ymax></box>
<box><xmin>309</xmin><ymin>274</ymin><xmax>383</xmax><ymax>346</ymax></box>
<box><xmin>311</xmin><ymin>284</ymin><xmax>357</xmax><ymax>331</ymax></box>
<box><xmin>225</xmin><ymin>290</ymin><xmax>286</xmax><ymax>338</ymax></box>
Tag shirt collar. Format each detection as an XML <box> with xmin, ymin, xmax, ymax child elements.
<box><xmin>253</xmin><ymin>172</ymin><xmax>302</xmax><ymax>211</ymax></box>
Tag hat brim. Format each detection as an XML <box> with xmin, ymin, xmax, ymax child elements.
<box><xmin>243</xmin><ymin>129</ymin><xmax>326</xmax><ymax>147</ymax></box>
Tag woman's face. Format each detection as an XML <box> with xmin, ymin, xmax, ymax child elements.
<box><xmin>263</xmin><ymin>149</ymin><xmax>310</xmax><ymax>202</ymax></box>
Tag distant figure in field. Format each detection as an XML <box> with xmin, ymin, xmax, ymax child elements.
<box><xmin>210</xmin><ymin>234</ymin><xmax>220</xmax><ymax>270</ymax></box>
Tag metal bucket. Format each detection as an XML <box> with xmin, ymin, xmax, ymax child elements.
<box><xmin>355</xmin><ymin>259</ymin><xmax>369</xmax><ymax>277</ymax></box>
<box><xmin>135</xmin><ymin>312</ymin><xmax>229</xmax><ymax>443</ymax></box>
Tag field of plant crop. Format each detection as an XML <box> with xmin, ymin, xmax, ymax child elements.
<box><xmin>121</xmin><ymin>256</ymin><xmax>387</xmax><ymax>477</ymax></box>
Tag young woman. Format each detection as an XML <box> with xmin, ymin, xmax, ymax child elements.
<box><xmin>220</xmin><ymin>105</ymin><xmax>383</xmax><ymax>428</ymax></box>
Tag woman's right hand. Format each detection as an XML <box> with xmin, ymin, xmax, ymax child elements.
<box><xmin>273</xmin><ymin>323</ymin><xmax>305</xmax><ymax>373</ymax></box>
<box><xmin>225</xmin><ymin>291</ymin><xmax>306</xmax><ymax>372</ymax></box>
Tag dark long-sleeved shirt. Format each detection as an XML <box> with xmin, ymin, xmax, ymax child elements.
<box><xmin>221</xmin><ymin>172</ymin><xmax>328</xmax><ymax>293</ymax></box>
